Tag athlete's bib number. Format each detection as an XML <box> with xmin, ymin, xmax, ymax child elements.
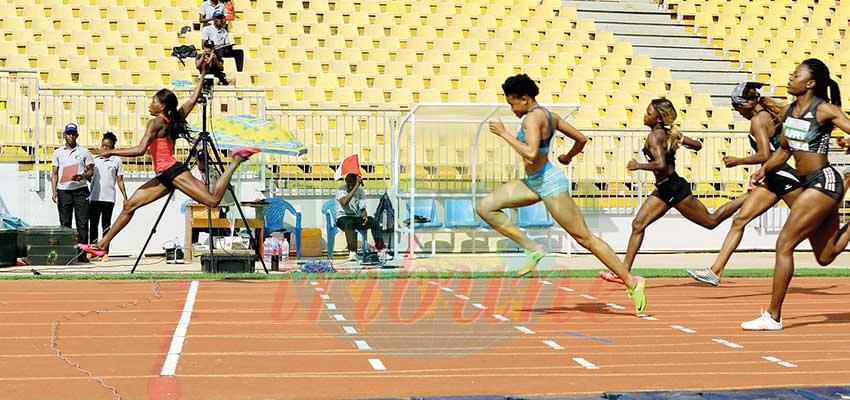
<box><xmin>783</xmin><ymin>117</ymin><xmax>810</xmax><ymax>151</ymax></box>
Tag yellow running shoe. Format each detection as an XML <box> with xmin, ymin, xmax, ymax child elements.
<box><xmin>517</xmin><ymin>246</ymin><xmax>546</xmax><ymax>277</ymax></box>
<box><xmin>627</xmin><ymin>276</ymin><xmax>647</xmax><ymax>314</ymax></box>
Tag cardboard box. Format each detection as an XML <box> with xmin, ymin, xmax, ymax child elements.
<box><xmin>301</xmin><ymin>227</ymin><xmax>322</xmax><ymax>257</ymax></box>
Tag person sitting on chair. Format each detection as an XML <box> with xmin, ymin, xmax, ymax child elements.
<box><xmin>202</xmin><ymin>11</ymin><xmax>244</xmax><ymax>74</ymax></box>
<box><xmin>336</xmin><ymin>173</ymin><xmax>385</xmax><ymax>262</ymax></box>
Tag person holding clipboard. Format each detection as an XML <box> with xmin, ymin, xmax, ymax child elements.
<box><xmin>51</xmin><ymin>123</ymin><xmax>95</xmax><ymax>251</ymax></box>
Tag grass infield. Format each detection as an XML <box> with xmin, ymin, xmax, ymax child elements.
<box><xmin>1</xmin><ymin>268</ymin><xmax>849</xmax><ymax>280</ymax></box>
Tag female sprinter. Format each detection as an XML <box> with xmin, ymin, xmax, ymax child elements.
<box><xmin>476</xmin><ymin>74</ymin><xmax>647</xmax><ymax>313</ymax></box>
<box><xmin>600</xmin><ymin>98</ymin><xmax>749</xmax><ymax>283</ymax></box>
<box><xmin>687</xmin><ymin>83</ymin><xmax>809</xmax><ymax>285</ymax></box>
<box><xmin>78</xmin><ymin>59</ymin><xmax>260</xmax><ymax>257</ymax></box>
<box><xmin>741</xmin><ymin>59</ymin><xmax>850</xmax><ymax>330</ymax></box>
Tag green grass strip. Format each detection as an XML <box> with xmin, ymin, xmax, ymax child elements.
<box><xmin>1</xmin><ymin>268</ymin><xmax>849</xmax><ymax>281</ymax></box>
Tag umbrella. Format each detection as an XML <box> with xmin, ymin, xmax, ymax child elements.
<box><xmin>195</xmin><ymin>115</ymin><xmax>308</xmax><ymax>157</ymax></box>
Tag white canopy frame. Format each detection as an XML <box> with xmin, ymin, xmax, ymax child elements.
<box><xmin>390</xmin><ymin>103</ymin><xmax>580</xmax><ymax>257</ymax></box>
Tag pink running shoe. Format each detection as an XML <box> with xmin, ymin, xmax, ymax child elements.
<box><xmin>232</xmin><ymin>146</ymin><xmax>261</xmax><ymax>160</ymax></box>
<box><xmin>599</xmin><ymin>271</ymin><xmax>625</xmax><ymax>284</ymax></box>
<box><xmin>78</xmin><ymin>244</ymin><xmax>106</xmax><ymax>258</ymax></box>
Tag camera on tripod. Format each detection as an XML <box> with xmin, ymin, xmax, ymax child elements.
<box><xmin>200</xmin><ymin>74</ymin><xmax>215</xmax><ymax>100</ymax></box>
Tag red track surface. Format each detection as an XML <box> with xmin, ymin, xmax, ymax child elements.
<box><xmin>1</xmin><ymin>277</ymin><xmax>849</xmax><ymax>399</ymax></box>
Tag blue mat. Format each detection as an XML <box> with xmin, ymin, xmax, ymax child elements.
<box><xmin>367</xmin><ymin>386</ymin><xmax>850</xmax><ymax>400</ymax></box>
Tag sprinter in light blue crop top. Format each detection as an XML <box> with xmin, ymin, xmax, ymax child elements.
<box><xmin>475</xmin><ymin>73</ymin><xmax>647</xmax><ymax>313</ymax></box>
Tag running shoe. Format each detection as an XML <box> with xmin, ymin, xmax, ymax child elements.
<box><xmin>78</xmin><ymin>244</ymin><xmax>106</xmax><ymax>258</ymax></box>
<box><xmin>740</xmin><ymin>311</ymin><xmax>783</xmax><ymax>331</ymax></box>
<box><xmin>687</xmin><ymin>267</ymin><xmax>720</xmax><ymax>286</ymax></box>
<box><xmin>626</xmin><ymin>276</ymin><xmax>647</xmax><ymax>314</ymax></box>
<box><xmin>599</xmin><ymin>270</ymin><xmax>625</xmax><ymax>284</ymax></box>
<box><xmin>232</xmin><ymin>146</ymin><xmax>261</xmax><ymax>160</ymax></box>
<box><xmin>517</xmin><ymin>246</ymin><xmax>546</xmax><ymax>277</ymax></box>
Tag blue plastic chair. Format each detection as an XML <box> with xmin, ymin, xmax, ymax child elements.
<box><xmin>516</xmin><ymin>202</ymin><xmax>554</xmax><ymax>228</ymax></box>
<box><xmin>263</xmin><ymin>197</ymin><xmax>302</xmax><ymax>258</ymax></box>
<box><xmin>322</xmin><ymin>199</ymin><xmax>369</xmax><ymax>259</ymax></box>
<box><xmin>445</xmin><ymin>198</ymin><xmax>482</xmax><ymax>228</ymax></box>
<box><xmin>407</xmin><ymin>198</ymin><xmax>442</xmax><ymax>229</ymax></box>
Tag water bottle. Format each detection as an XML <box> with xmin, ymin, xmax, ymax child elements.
<box><xmin>281</xmin><ymin>238</ymin><xmax>290</xmax><ymax>263</ymax></box>
<box><xmin>263</xmin><ymin>238</ymin><xmax>273</xmax><ymax>265</ymax></box>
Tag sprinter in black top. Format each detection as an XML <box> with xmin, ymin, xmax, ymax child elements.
<box><xmin>742</xmin><ymin>59</ymin><xmax>850</xmax><ymax>331</ymax></box>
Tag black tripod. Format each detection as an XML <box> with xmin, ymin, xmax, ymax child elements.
<box><xmin>131</xmin><ymin>88</ymin><xmax>268</xmax><ymax>274</ymax></box>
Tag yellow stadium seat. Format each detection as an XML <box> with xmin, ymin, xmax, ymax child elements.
<box><xmin>390</xmin><ymin>90</ymin><xmax>413</xmax><ymax>107</ymax></box>
<box><xmin>402</xmin><ymin>76</ymin><xmax>425</xmax><ymax>91</ymax></box>
<box><xmin>418</xmin><ymin>88</ymin><xmax>443</xmax><ymax>103</ymax></box>
<box><xmin>46</xmin><ymin>68</ymin><xmax>72</xmax><ymax>86</ymax></box>
<box><xmin>361</xmin><ymin>88</ymin><xmax>386</xmax><ymax>106</ymax></box>
<box><xmin>67</xmin><ymin>55</ymin><xmax>91</xmax><ymax>71</ymax></box>
<box><xmin>77</xmin><ymin>69</ymin><xmax>103</xmax><ymax>86</ymax></box>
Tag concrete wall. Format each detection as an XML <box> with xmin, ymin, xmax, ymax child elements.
<box><xmin>2</xmin><ymin>165</ymin><xmax>797</xmax><ymax>256</ymax></box>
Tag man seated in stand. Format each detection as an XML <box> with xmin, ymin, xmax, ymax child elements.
<box><xmin>201</xmin><ymin>11</ymin><xmax>244</xmax><ymax>80</ymax></box>
<box><xmin>336</xmin><ymin>173</ymin><xmax>386</xmax><ymax>262</ymax></box>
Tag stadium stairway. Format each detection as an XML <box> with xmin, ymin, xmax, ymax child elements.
<box><xmin>563</xmin><ymin>0</ymin><xmax>748</xmax><ymax>108</ymax></box>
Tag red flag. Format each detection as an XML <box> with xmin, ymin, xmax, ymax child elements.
<box><xmin>334</xmin><ymin>153</ymin><xmax>361</xmax><ymax>180</ymax></box>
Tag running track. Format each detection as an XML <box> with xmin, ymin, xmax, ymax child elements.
<box><xmin>1</xmin><ymin>277</ymin><xmax>849</xmax><ymax>399</ymax></box>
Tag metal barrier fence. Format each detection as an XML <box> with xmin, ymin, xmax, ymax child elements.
<box><xmin>0</xmin><ymin>72</ymin><xmax>827</xmax><ymax>234</ymax></box>
<box><xmin>0</xmin><ymin>70</ymin><xmax>40</xmax><ymax>161</ymax></box>
<box><xmin>264</xmin><ymin>107</ymin><xmax>404</xmax><ymax>197</ymax></box>
<box><xmin>37</xmin><ymin>85</ymin><xmax>267</xmax><ymax>179</ymax></box>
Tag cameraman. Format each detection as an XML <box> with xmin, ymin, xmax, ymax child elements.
<box><xmin>196</xmin><ymin>40</ymin><xmax>227</xmax><ymax>85</ymax></box>
<box><xmin>201</xmin><ymin>11</ymin><xmax>244</xmax><ymax>75</ymax></box>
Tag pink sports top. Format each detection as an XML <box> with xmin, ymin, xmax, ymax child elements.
<box><xmin>149</xmin><ymin>114</ymin><xmax>178</xmax><ymax>173</ymax></box>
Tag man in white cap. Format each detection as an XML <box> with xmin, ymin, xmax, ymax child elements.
<box><xmin>51</xmin><ymin>123</ymin><xmax>95</xmax><ymax>247</ymax></box>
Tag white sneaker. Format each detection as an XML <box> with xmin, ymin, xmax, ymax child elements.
<box><xmin>347</xmin><ymin>251</ymin><xmax>358</xmax><ymax>262</ymax></box>
<box><xmin>740</xmin><ymin>311</ymin><xmax>783</xmax><ymax>331</ymax></box>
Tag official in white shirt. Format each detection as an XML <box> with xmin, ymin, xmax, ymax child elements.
<box><xmin>51</xmin><ymin>123</ymin><xmax>95</xmax><ymax>245</ymax></box>
<box><xmin>201</xmin><ymin>12</ymin><xmax>244</xmax><ymax>73</ymax></box>
<box><xmin>198</xmin><ymin>0</ymin><xmax>224</xmax><ymax>25</ymax></box>
<box><xmin>88</xmin><ymin>132</ymin><xmax>127</xmax><ymax>260</ymax></box>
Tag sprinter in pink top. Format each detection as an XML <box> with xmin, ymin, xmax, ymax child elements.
<box><xmin>79</xmin><ymin>60</ymin><xmax>260</xmax><ymax>257</ymax></box>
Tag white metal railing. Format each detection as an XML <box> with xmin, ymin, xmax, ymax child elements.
<box><xmin>264</xmin><ymin>107</ymin><xmax>405</xmax><ymax>197</ymax></box>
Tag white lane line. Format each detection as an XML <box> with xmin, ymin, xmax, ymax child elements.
<box><xmin>491</xmin><ymin>313</ymin><xmax>509</xmax><ymax>322</ymax></box>
<box><xmin>542</xmin><ymin>340</ymin><xmax>564</xmax><ymax>350</ymax></box>
<box><xmin>763</xmin><ymin>356</ymin><xmax>797</xmax><ymax>368</ymax></box>
<box><xmin>671</xmin><ymin>325</ymin><xmax>696</xmax><ymax>334</ymax></box>
<box><xmin>160</xmin><ymin>280</ymin><xmax>200</xmax><ymax>376</ymax></box>
<box><xmin>638</xmin><ymin>314</ymin><xmax>659</xmax><ymax>321</ymax></box>
<box><xmin>332</xmin><ymin>314</ymin><xmax>346</xmax><ymax>321</ymax></box>
<box><xmin>472</xmin><ymin>303</ymin><xmax>487</xmax><ymax>310</ymax></box>
<box><xmin>455</xmin><ymin>294</ymin><xmax>470</xmax><ymax>300</ymax></box>
<box><xmin>515</xmin><ymin>326</ymin><xmax>535</xmax><ymax>334</ymax></box>
<box><xmin>354</xmin><ymin>340</ymin><xmax>371</xmax><ymax>350</ymax></box>
<box><xmin>310</xmin><ymin>281</ymin><xmax>319</xmax><ymax>286</ymax></box>
<box><xmin>428</xmin><ymin>281</ymin><xmax>439</xmax><ymax>286</ymax></box>
<box><xmin>573</xmin><ymin>357</ymin><xmax>599</xmax><ymax>369</ymax></box>
<box><xmin>580</xmin><ymin>294</ymin><xmax>598</xmax><ymax>300</ymax></box>
<box><xmin>559</xmin><ymin>287</ymin><xmax>575</xmax><ymax>292</ymax></box>
<box><xmin>368</xmin><ymin>358</ymin><xmax>386</xmax><ymax>371</ymax></box>
<box><xmin>541</xmin><ymin>280</ymin><xmax>553</xmax><ymax>285</ymax></box>
<box><xmin>713</xmin><ymin>338</ymin><xmax>744</xmax><ymax>349</ymax></box>
<box><xmin>326</xmin><ymin>303</ymin><xmax>337</xmax><ymax>310</ymax></box>
<box><xmin>440</xmin><ymin>287</ymin><xmax>455</xmax><ymax>293</ymax></box>
<box><xmin>605</xmin><ymin>303</ymin><xmax>625</xmax><ymax>310</ymax></box>
<box><xmin>343</xmin><ymin>326</ymin><xmax>358</xmax><ymax>334</ymax></box>
<box><xmin>315</xmin><ymin>287</ymin><xmax>325</xmax><ymax>292</ymax></box>
<box><xmin>319</xmin><ymin>294</ymin><xmax>330</xmax><ymax>300</ymax></box>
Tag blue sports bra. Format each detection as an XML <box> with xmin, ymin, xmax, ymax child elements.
<box><xmin>516</xmin><ymin>105</ymin><xmax>555</xmax><ymax>153</ymax></box>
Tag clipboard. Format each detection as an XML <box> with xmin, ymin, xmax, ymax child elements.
<box><xmin>59</xmin><ymin>164</ymin><xmax>78</xmax><ymax>183</ymax></box>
